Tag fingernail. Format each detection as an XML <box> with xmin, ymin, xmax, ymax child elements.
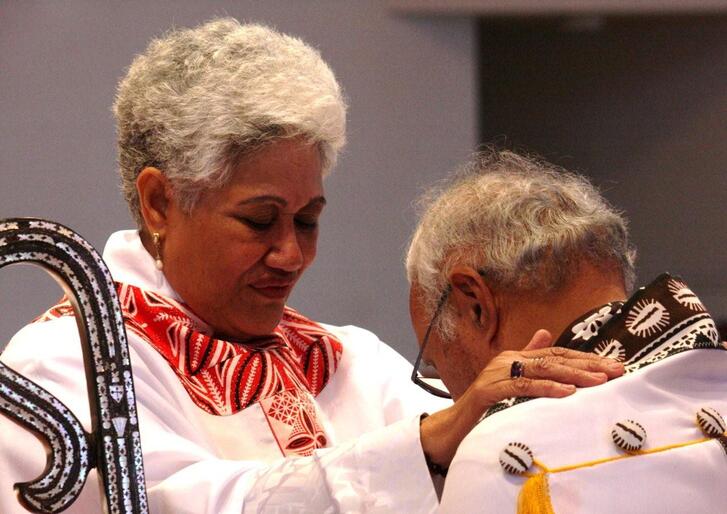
<box><xmin>608</xmin><ymin>361</ymin><xmax>623</xmax><ymax>369</ymax></box>
<box><xmin>561</xmin><ymin>384</ymin><xmax>576</xmax><ymax>393</ymax></box>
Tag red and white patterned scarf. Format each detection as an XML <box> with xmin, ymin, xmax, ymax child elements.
<box><xmin>37</xmin><ymin>283</ymin><xmax>344</xmax><ymax>456</ymax></box>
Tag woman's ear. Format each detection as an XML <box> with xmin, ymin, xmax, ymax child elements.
<box><xmin>136</xmin><ymin>167</ymin><xmax>171</xmax><ymax>235</ymax></box>
<box><xmin>448</xmin><ymin>266</ymin><xmax>498</xmax><ymax>344</ymax></box>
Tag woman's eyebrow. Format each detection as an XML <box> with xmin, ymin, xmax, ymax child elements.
<box><xmin>306</xmin><ymin>196</ymin><xmax>327</xmax><ymax>208</ymax></box>
<box><xmin>236</xmin><ymin>195</ymin><xmax>327</xmax><ymax>208</ymax></box>
<box><xmin>236</xmin><ymin>195</ymin><xmax>287</xmax><ymax>207</ymax></box>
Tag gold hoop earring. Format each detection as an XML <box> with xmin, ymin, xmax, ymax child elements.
<box><xmin>152</xmin><ymin>232</ymin><xmax>163</xmax><ymax>270</ymax></box>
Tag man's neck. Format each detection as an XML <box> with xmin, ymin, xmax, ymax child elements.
<box><xmin>495</xmin><ymin>263</ymin><xmax>627</xmax><ymax>353</ymax></box>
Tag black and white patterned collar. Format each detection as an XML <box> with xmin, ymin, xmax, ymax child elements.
<box><xmin>485</xmin><ymin>273</ymin><xmax>723</xmax><ymax>418</ymax></box>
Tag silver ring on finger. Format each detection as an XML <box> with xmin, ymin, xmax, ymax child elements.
<box><xmin>510</xmin><ymin>360</ymin><xmax>525</xmax><ymax>379</ymax></box>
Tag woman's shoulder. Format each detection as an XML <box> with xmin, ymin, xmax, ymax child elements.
<box><xmin>319</xmin><ymin>322</ymin><xmax>381</xmax><ymax>344</ymax></box>
<box><xmin>317</xmin><ymin>321</ymin><xmax>414</xmax><ymax>371</ymax></box>
<box><xmin>2</xmin><ymin>316</ymin><xmax>80</xmax><ymax>365</ymax></box>
<box><xmin>1</xmin><ymin>313</ymin><xmax>155</xmax><ymax>378</ymax></box>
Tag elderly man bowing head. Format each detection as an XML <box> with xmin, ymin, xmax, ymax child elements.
<box><xmin>406</xmin><ymin>149</ymin><xmax>633</xmax><ymax>401</ymax></box>
<box><xmin>406</xmin><ymin>149</ymin><xmax>726</xmax><ymax>513</ymax></box>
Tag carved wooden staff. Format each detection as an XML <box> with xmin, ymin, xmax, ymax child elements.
<box><xmin>0</xmin><ymin>218</ymin><xmax>148</xmax><ymax>514</ymax></box>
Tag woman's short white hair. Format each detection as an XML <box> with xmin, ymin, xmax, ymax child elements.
<box><xmin>113</xmin><ymin>18</ymin><xmax>347</xmax><ymax>226</ymax></box>
<box><xmin>405</xmin><ymin>149</ymin><xmax>637</xmax><ymax>340</ymax></box>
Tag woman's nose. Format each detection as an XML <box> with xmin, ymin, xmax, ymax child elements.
<box><xmin>266</xmin><ymin>223</ymin><xmax>305</xmax><ymax>272</ymax></box>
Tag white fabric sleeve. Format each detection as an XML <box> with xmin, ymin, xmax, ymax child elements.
<box><xmin>150</xmin><ymin>415</ymin><xmax>436</xmax><ymax>514</ymax></box>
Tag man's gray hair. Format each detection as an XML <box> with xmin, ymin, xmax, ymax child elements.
<box><xmin>405</xmin><ymin>149</ymin><xmax>636</xmax><ymax>339</ymax></box>
<box><xmin>113</xmin><ymin>18</ymin><xmax>347</xmax><ymax>226</ymax></box>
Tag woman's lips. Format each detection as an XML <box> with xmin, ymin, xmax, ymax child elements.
<box><xmin>249</xmin><ymin>282</ymin><xmax>294</xmax><ymax>299</ymax></box>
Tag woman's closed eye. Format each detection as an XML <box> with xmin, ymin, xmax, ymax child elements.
<box><xmin>237</xmin><ymin>215</ymin><xmax>276</xmax><ymax>231</ymax></box>
<box><xmin>235</xmin><ymin>213</ymin><xmax>319</xmax><ymax>232</ymax></box>
<box><xmin>294</xmin><ymin>215</ymin><xmax>319</xmax><ymax>231</ymax></box>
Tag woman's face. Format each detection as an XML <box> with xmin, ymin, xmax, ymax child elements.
<box><xmin>161</xmin><ymin>138</ymin><xmax>324</xmax><ymax>340</ymax></box>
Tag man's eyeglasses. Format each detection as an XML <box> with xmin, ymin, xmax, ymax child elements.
<box><xmin>411</xmin><ymin>285</ymin><xmax>452</xmax><ymax>399</ymax></box>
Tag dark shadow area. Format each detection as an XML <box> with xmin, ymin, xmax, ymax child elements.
<box><xmin>477</xmin><ymin>15</ymin><xmax>727</xmax><ymax>310</ymax></box>
<box><xmin>717</xmin><ymin>319</ymin><xmax>727</xmax><ymax>342</ymax></box>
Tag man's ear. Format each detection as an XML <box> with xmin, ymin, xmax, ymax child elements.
<box><xmin>448</xmin><ymin>266</ymin><xmax>498</xmax><ymax>344</ymax></box>
<box><xmin>136</xmin><ymin>167</ymin><xmax>171</xmax><ymax>235</ymax></box>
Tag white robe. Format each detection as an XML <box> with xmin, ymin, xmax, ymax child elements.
<box><xmin>440</xmin><ymin>348</ymin><xmax>727</xmax><ymax>513</ymax></box>
<box><xmin>0</xmin><ymin>230</ymin><xmax>450</xmax><ymax>513</ymax></box>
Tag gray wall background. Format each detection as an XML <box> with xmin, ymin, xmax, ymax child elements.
<box><xmin>476</xmin><ymin>14</ymin><xmax>727</xmax><ymax>322</ymax></box>
<box><xmin>1</xmin><ymin>2</ymin><xmax>725</xmax><ymax>359</ymax></box>
<box><xmin>0</xmin><ymin>1</ymin><xmax>477</xmax><ymax>360</ymax></box>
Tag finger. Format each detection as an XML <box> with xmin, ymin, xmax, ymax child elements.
<box><xmin>504</xmin><ymin>377</ymin><xmax>576</xmax><ymax>399</ymax></box>
<box><xmin>522</xmin><ymin>329</ymin><xmax>553</xmax><ymax>352</ymax></box>
<box><xmin>520</xmin><ymin>345</ymin><xmax>625</xmax><ymax>368</ymax></box>
<box><xmin>524</xmin><ymin>359</ymin><xmax>608</xmax><ymax>387</ymax></box>
<box><xmin>570</xmin><ymin>357</ymin><xmax>624</xmax><ymax>378</ymax></box>
<box><xmin>526</xmin><ymin>355</ymin><xmax>624</xmax><ymax>379</ymax></box>
<box><xmin>520</xmin><ymin>345</ymin><xmax>602</xmax><ymax>359</ymax></box>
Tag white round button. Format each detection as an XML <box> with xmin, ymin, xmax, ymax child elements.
<box><xmin>499</xmin><ymin>442</ymin><xmax>534</xmax><ymax>475</ymax></box>
<box><xmin>611</xmin><ymin>420</ymin><xmax>647</xmax><ymax>452</ymax></box>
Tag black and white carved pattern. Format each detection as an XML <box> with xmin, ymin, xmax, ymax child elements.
<box><xmin>594</xmin><ymin>339</ymin><xmax>626</xmax><ymax>362</ymax></box>
<box><xmin>0</xmin><ymin>218</ymin><xmax>148</xmax><ymax>513</ymax></box>
<box><xmin>626</xmin><ymin>315</ymin><xmax>720</xmax><ymax>371</ymax></box>
<box><xmin>571</xmin><ymin>305</ymin><xmax>616</xmax><ymax>342</ymax></box>
<box><xmin>499</xmin><ymin>442</ymin><xmax>534</xmax><ymax>475</ymax></box>
<box><xmin>696</xmin><ymin>407</ymin><xmax>726</xmax><ymax>438</ymax></box>
<box><xmin>668</xmin><ymin>279</ymin><xmax>706</xmax><ymax>312</ymax></box>
<box><xmin>611</xmin><ymin>419</ymin><xmax>647</xmax><ymax>452</ymax></box>
<box><xmin>625</xmin><ymin>299</ymin><xmax>670</xmax><ymax>338</ymax></box>
<box><xmin>0</xmin><ymin>367</ymin><xmax>90</xmax><ymax>512</ymax></box>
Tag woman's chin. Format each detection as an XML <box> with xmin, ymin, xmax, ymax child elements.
<box><xmin>234</xmin><ymin>307</ymin><xmax>286</xmax><ymax>338</ymax></box>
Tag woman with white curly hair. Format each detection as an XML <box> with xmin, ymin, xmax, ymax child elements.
<box><xmin>0</xmin><ymin>19</ymin><xmax>622</xmax><ymax>513</ymax></box>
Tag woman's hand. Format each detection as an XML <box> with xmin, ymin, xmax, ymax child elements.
<box><xmin>420</xmin><ymin>329</ymin><xmax>624</xmax><ymax>471</ymax></box>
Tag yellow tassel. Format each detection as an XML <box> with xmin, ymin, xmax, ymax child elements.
<box><xmin>517</xmin><ymin>473</ymin><xmax>556</xmax><ymax>514</ymax></box>
<box><xmin>513</xmin><ymin>437</ymin><xmax>712</xmax><ymax>514</ymax></box>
